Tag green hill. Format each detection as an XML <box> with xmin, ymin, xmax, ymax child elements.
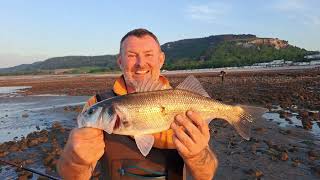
<box><xmin>0</xmin><ymin>34</ymin><xmax>316</xmax><ymax>75</ymax></box>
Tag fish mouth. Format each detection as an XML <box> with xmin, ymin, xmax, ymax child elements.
<box><xmin>114</xmin><ymin>115</ymin><xmax>121</xmax><ymax>130</ymax></box>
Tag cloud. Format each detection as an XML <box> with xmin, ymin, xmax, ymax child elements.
<box><xmin>186</xmin><ymin>3</ymin><xmax>230</xmax><ymax>23</ymax></box>
<box><xmin>273</xmin><ymin>0</ymin><xmax>306</xmax><ymax>11</ymax></box>
<box><xmin>272</xmin><ymin>0</ymin><xmax>320</xmax><ymax>26</ymax></box>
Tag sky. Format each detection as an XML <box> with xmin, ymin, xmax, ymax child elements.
<box><xmin>0</xmin><ymin>0</ymin><xmax>319</xmax><ymax>68</ymax></box>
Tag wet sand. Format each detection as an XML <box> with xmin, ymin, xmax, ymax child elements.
<box><xmin>0</xmin><ymin>67</ymin><xmax>320</xmax><ymax>179</ymax></box>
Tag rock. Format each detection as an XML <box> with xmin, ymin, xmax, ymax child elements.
<box><xmin>38</xmin><ymin>136</ymin><xmax>49</xmax><ymax>143</ymax></box>
<box><xmin>52</xmin><ymin>121</ymin><xmax>62</xmax><ymax>129</ymax></box>
<box><xmin>285</xmin><ymin>118</ymin><xmax>293</xmax><ymax>124</ymax></box>
<box><xmin>292</xmin><ymin>161</ymin><xmax>300</xmax><ymax>167</ymax></box>
<box><xmin>311</xmin><ymin>165</ymin><xmax>320</xmax><ymax>176</ymax></box>
<box><xmin>27</xmin><ymin>139</ymin><xmax>39</xmax><ymax>147</ymax></box>
<box><xmin>308</xmin><ymin>150</ymin><xmax>318</xmax><ymax>161</ymax></box>
<box><xmin>9</xmin><ymin>144</ymin><xmax>20</xmax><ymax>152</ymax></box>
<box><xmin>288</xmin><ymin>146</ymin><xmax>298</xmax><ymax>153</ymax></box>
<box><xmin>280</xmin><ymin>152</ymin><xmax>289</xmax><ymax>161</ymax></box>
<box><xmin>253</xmin><ymin>127</ymin><xmax>267</xmax><ymax>133</ymax></box>
<box><xmin>0</xmin><ymin>151</ymin><xmax>9</xmax><ymax>157</ymax></box>
<box><xmin>19</xmin><ymin>142</ymin><xmax>28</xmax><ymax>151</ymax></box>
<box><xmin>38</xmin><ymin>176</ymin><xmax>49</xmax><ymax>180</ymax></box>
<box><xmin>18</xmin><ymin>171</ymin><xmax>33</xmax><ymax>180</ymax></box>
<box><xmin>24</xmin><ymin>159</ymin><xmax>34</xmax><ymax>165</ymax></box>
<box><xmin>21</xmin><ymin>113</ymin><xmax>29</xmax><ymax>118</ymax></box>
<box><xmin>43</xmin><ymin>154</ymin><xmax>55</xmax><ymax>166</ymax></box>
<box><xmin>244</xmin><ymin>168</ymin><xmax>263</xmax><ymax>178</ymax></box>
<box><xmin>302</xmin><ymin>120</ymin><xmax>313</xmax><ymax>130</ymax></box>
<box><xmin>279</xmin><ymin>111</ymin><xmax>291</xmax><ymax>119</ymax></box>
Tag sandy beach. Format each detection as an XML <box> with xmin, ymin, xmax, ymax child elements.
<box><xmin>0</xmin><ymin>67</ymin><xmax>319</xmax><ymax>179</ymax></box>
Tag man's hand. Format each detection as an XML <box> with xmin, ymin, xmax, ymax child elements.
<box><xmin>57</xmin><ymin>128</ymin><xmax>105</xmax><ymax>179</ymax></box>
<box><xmin>171</xmin><ymin>110</ymin><xmax>210</xmax><ymax>159</ymax></box>
<box><xmin>171</xmin><ymin>110</ymin><xmax>217</xmax><ymax>180</ymax></box>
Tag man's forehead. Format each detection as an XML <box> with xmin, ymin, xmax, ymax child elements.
<box><xmin>122</xmin><ymin>35</ymin><xmax>160</xmax><ymax>52</ymax></box>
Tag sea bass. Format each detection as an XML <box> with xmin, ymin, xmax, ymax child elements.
<box><xmin>77</xmin><ymin>75</ymin><xmax>253</xmax><ymax>156</ymax></box>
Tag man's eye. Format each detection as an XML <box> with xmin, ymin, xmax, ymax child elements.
<box><xmin>146</xmin><ymin>54</ymin><xmax>153</xmax><ymax>57</ymax></box>
<box><xmin>128</xmin><ymin>54</ymin><xmax>135</xmax><ymax>58</ymax></box>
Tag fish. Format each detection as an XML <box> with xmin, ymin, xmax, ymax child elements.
<box><xmin>77</xmin><ymin>75</ymin><xmax>253</xmax><ymax>156</ymax></box>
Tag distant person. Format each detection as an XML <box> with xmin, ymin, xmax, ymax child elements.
<box><xmin>220</xmin><ymin>70</ymin><xmax>226</xmax><ymax>83</ymax></box>
<box><xmin>57</xmin><ymin>28</ymin><xmax>218</xmax><ymax>179</ymax></box>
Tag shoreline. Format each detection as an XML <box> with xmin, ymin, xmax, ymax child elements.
<box><xmin>0</xmin><ymin>69</ymin><xmax>320</xmax><ymax>179</ymax></box>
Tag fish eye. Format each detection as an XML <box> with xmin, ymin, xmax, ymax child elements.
<box><xmin>88</xmin><ymin>108</ymin><xmax>94</xmax><ymax>114</ymax></box>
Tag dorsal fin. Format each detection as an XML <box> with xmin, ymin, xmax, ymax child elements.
<box><xmin>133</xmin><ymin>74</ymin><xmax>170</xmax><ymax>92</ymax></box>
<box><xmin>176</xmin><ymin>75</ymin><xmax>210</xmax><ymax>98</ymax></box>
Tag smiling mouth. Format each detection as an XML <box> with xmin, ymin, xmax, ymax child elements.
<box><xmin>135</xmin><ymin>70</ymin><xmax>150</xmax><ymax>75</ymax></box>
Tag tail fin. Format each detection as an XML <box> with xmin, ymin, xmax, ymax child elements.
<box><xmin>229</xmin><ymin>105</ymin><xmax>267</xmax><ymax>140</ymax></box>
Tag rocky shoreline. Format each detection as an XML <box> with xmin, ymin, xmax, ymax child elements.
<box><xmin>0</xmin><ymin>68</ymin><xmax>319</xmax><ymax>179</ymax></box>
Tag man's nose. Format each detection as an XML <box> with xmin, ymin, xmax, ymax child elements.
<box><xmin>136</xmin><ymin>56</ymin><xmax>146</xmax><ymax>67</ymax></box>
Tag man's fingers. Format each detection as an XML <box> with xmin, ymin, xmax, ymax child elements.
<box><xmin>71</xmin><ymin>128</ymin><xmax>103</xmax><ymax>140</ymax></box>
<box><xmin>172</xmin><ymin>134</ymin><xmax>189</xmax><ymax>156</ymax></box>
<box><xmin>186</xmin><ymin>110</ymin><xmax>210</xmax><ymax>137</ymax></box>
<box><xmin>171</xmin><ymin>121</ymin><xmax>195</xmax><ymax>151</ymax></box>
<box><xmin>175</xmin><ymin>114</ymin><xmax>202</xmax><ymax>143</ymax></box>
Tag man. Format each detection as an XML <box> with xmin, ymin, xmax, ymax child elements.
<box><xmin>57</xmin><ymin>28</ymin><xmax>218</xmax><ymax>179</ymax></box>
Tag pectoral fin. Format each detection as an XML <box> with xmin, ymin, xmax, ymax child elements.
<box><xmin>134</xmin><ymin>134</ymin><xmax>155</xmax><ymax>156</ymax></box>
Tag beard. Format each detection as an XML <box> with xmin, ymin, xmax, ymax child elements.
<box><xmin>123</xmin><ymin>67</ymin><xmax>160</xmax><ymax>92</ymax></box>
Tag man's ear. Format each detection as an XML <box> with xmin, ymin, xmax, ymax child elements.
<box><xmin>159</xmin><ymin>51</ymin><xmax>165</xmax><ymax>69</ymax></box>
<box><xmin>117</xmin><ymin>54</ymin><xmax>123</xmax><ymax>70</ymax></box>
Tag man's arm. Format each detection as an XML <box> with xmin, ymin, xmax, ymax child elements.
<box><xmin>171</xmin><ymin>110</ymin><xmax>218</xmax><ymax>180</ymax></box>
<box><xmin>57</xmin><ymin>128</ymin><xmax>105</xmax><ymax>180</ymax></box>
<box><xmin>184</xmin><ymin>147</ymin><xmax>218</xmax><ymax>180</ymax></box>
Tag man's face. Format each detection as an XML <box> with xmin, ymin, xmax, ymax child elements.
<box><xmin>117</xmin><ymin>35</ymin><xmax>165</xmax><ymax>88</ymax></box>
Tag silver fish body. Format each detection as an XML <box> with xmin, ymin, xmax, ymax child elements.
<box><xmin>78</xmin><ymin>88</ymin><xmax>251</xmax><ymax>139</ymax></box>
<box><xmin>77</xmin><ymin>75</ymin><xmax>253</xmax><ymax>156</ymax></box>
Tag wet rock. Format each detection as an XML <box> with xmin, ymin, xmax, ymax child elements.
<box><xmin>280</xmin><ymin>152</ymin><xmax>289</xmax><ymax>161</ymax></box>
<box><xmin>38</xmin><ymin>176</ymin><xmax>49</xmax><ymax>180</ymax></box>
<box><xmin>251</xmin><ymin>144</ymin><xmax>257</xmax><ymax>154</ymax></box>
<box><xmin>19</xmin><ymin>141</ymin><xmax>28</xmax><ymax>150</ymax></box>
<box><xmin>43</xmin><ymin>154</ymin><xmax>55</xmax><ymax>166</ymax></box>
<box><xmin>21</xmin><ymin>113</ymin><xmax>29</xmax><ymax>118</ymax></box>
<box><xmin>302</xmin><ymin>120</ymin><xmax>313</xmax><ymax>130</ymax></box>
<box><xmin>264</xmin><ymin>140</ymin><xmax>274</xmax><ymax>148</ymax></box>
<box><xmin>38</xmin><ymin>136</ymin><xmax>49</xmax><ymax>143</ymax></box>
<box><xmin>308</xmin><ymin>150</ymin><xmax>319</xmax><ymax>161</ymax></box>
<box><xmin>18</xmin><ymin>171</ymin><xmax>33</xmax><ymax>180</ymax></box>
<box><xmin>0</xmin><ymin>151</ymin><xmax>9</xmax><ymax>157</ymax></box>
<box><xmin>244</xmin><ymin>168</ymin><xmax>263</xmax><ymax>178</ymax></box>
<box><xmin>253</xmin><ymin>127</ymin><xmax>267</xmax><ymax>133</ymax></box>
<box><xmin>279</xmin><ymin>111</ymin><xmax>291</xmax><ymax>119</ymax></box>
<box><xmin>27</xmin><ymin>139</ymin><xmax>40</xmax><ymax>147</ymax></box>
<box><xmin>288</xmin><ymin>146</ymin><xmax>298</xmax><ymax>153</ymax></box>
<box><xmin>311</xmin><ymin>165</ymin><xmax>320</xmax><ymax>176</ymax></box>
<box><xmin>24</xmin><ymin>159</ymin><xmax>34</xmax><ymax>165</ymax></box>
<box><xmin>284</xmin><ymin>118</ymin><xmax>293</xmax><ymax>124</ymax></box>
<box><xmin>279</xmin><ymin>129</ymin><xmax>291</xmax><ymax>135</ymax></box>
<box><xmin>9</xmin><ymin>144</ymin><xmax>20</xmax><ymax>152</ymax></box>
<box><xmin>292</xmin><ymin>161</ymin><xmax>300</xmax><ymax>167</ymax></box>
<box><xmin>52</xmin><ymin>121</ymin><xmax>63</xmax><ymax>129</ymax></box>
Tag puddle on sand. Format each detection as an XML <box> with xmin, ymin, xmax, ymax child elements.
<box><xmin>0</xmin><ymin>86</ymin><xmax>31</xmax><ymax>97</ymax></box>
<box><xmin>0</xmin><ymin>95</ymin><xmax>89</xmax><ymax>143</ymax></box>
<box><xmin>262</xmin><ymin>106</ymin><xmax>320</xmax><ymax>138</ymax></box>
